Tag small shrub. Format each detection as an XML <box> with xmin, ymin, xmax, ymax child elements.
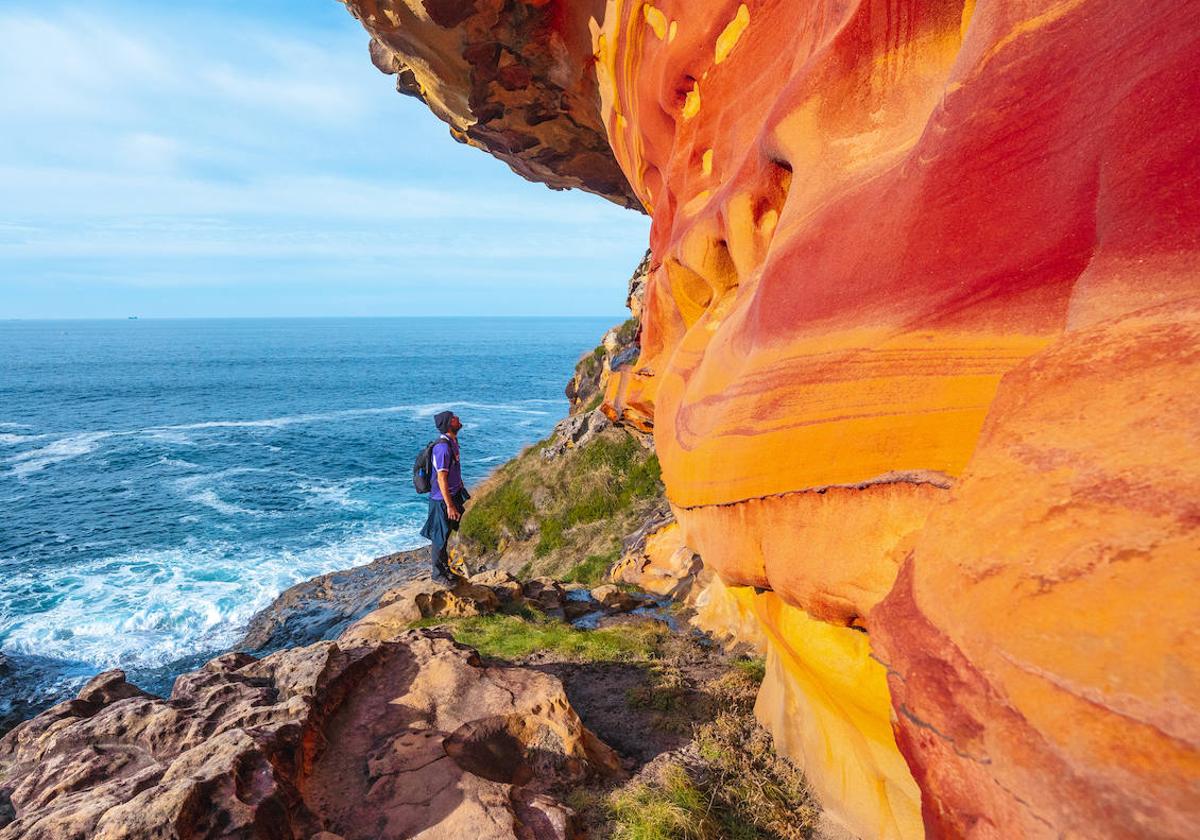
<box><xmin>624</xmin><ymin>454</ymin><xmax>661</xmax><ymax>500</ymax></box>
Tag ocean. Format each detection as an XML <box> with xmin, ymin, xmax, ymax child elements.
<box><xmin>0</xmin><ymin>316</ymin><xmax>610</xmax><ymax>716</ymax></box>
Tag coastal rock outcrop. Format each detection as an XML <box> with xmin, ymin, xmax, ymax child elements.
<box><xmin>240</xmin><ymin>549</ymin><xmax>424</xmax><ymax>651</ymax></box>
<box><xmin>0</xmin><ymin>629</ymin><xmax>618</xmax><ymax>839</ymax></box>
<box><xmin>343</xmin><ymin>0</ymin><xmax>1200</xmax><ymax>836</ymax></box>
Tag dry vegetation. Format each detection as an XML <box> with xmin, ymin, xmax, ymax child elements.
<box><xmin>420</xmin><ymin>606</ymin><xmax>819</xmax><ymax>839</ymax></box>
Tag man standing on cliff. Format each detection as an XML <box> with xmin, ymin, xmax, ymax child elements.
<box><xmin>420</xmin><ymin>410</ymin><xmax>470</xmax><ymax>585</ymax></box>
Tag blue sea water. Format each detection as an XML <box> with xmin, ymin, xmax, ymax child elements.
<box><xmin>0</xmin><ymin>316</ymin><xmax>609</xmax><ymax>708</ymax></box>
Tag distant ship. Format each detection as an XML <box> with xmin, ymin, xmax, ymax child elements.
<box><xmin>128</xmin><ymin>316</ymin><xmax>139</xmax><ymax>320</ymax></box>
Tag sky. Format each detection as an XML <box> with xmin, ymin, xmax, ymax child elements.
<box><xmin>0</xmin><ymin>0</ymin><xmax>651</xmax><ymax>318</ymax></box>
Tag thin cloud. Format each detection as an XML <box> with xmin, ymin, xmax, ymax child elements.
<box><xmin>0</xmin><ymin>1</ymin><xmax>650</xmax><ymax>317</ymax></box>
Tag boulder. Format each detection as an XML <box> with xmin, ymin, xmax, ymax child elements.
<box><xmin>563</xmin><ymin>596</ymin><xmax>599</xmax><ymax>623</ymax></box>
<box><xmin>540</xmin><ymin>409</ymin><xmax>611</xmax><ymax>460</ymax></box>
<box><xmin>469</xmin><ymin>569</ymin><xmax>524</xmax><ymax>604</ymax></box>
<box><xmin>522</xmin><ymin>578</ymin><xmax>566</xmax><ymax>620</ymax></box>
<box><xmin>381</xmin><ymin>578</ymin><xmax>500</xmax><ymax>618</ymax></box>
<box><xmin>612</xmin><ymin>519</ymin><xmax>705</xmax><ymax>603</ymax></box>
<box><xmin>343</xmin><ymin>579</ymin><xmax>499</xmax><ymax>645</ymax></box>
<box><xmin>589</xmin><ymin>585</ymin><xmax>641</xmax><ymax>614</ymax></box>
<box><xmin>0</xmin><ymin>630</ymin><xmax>619</xmax><ymax>839</ymax></box>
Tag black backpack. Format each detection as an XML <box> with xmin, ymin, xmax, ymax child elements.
<box><xmin>413</xmin><ymin>436</ymin><xmax>456</xmax><ymax>494</ymax></box>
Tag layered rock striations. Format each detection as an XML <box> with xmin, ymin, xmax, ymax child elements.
<box><xmin>346</xmin><ymin>1</ymin><xmax>1200</xmax><ymax>837</ymax></box>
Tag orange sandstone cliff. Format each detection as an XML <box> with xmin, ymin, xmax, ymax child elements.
<box><xmin>344</xmin><ymin>1</ymin><xmax>1200</xmax><ymax>837</ymax></box>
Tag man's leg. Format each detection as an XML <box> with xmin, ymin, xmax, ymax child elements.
<box><xmin>431</xmin><ymin>539</ymin><xmax>453</xmax><ymax>583</ymax></box>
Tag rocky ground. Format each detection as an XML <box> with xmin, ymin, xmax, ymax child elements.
<box><xmin>0</xmin><ymin>562</ymin><xmax>825</xmax><ymax>839</ymax></box>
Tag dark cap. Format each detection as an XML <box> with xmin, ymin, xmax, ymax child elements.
<box><xmin>434</xmin><ymin>410</ymin><xmax>455</xmax><ymax>433</ymax></box>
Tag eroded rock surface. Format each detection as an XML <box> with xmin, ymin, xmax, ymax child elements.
<box><xmin>343</xmin><ymin>0</ymin><xmax>641</xmax><ymax>209</ymax></box>
<box><xmin>0</xmin><ymin>628</ymin><xmax>618</xmax><ymax>839</ymax></box>
<box><xmin>338</xmin><ymin>0</ymin><xmax>1200</xmax><ymax>836</ymax></box>
<box><xmin>241</xmin><ymin>549</ymin><xmax>424</xmax><ymax>651</ymax></box>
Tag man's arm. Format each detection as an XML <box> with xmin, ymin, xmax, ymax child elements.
<box><xmin>437</xmin><ymin>470</ymin><xmax>460</xmax><ymax>520</ymax></box>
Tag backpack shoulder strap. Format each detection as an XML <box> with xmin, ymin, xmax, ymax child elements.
<box><xmin>432</xmin><ymin>435</ymin><xmax>458</xmax><ymax>466</ymax></box>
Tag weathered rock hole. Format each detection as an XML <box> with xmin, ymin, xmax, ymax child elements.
<box><xmin>445</xmin><ymin>713</ymin><xmax>584</xmax><ymax>789</ymax></box>
<box><xmin>444</xmin><ymin>715</ymin><xmax>539</xmax><ymax>785</ymax></box>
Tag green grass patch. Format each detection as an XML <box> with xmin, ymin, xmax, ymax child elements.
<box><xmin>563</xmin><ymin>547</ymin><xmax>620</xmax><ymax>585</ymax></box>
<box><xmin>457</xmin><ymin>423</ymin><xmax>665</xmax><ymax>581</ymax></box>
<box><xmin>528</xmin><ymin>435</ymin><xmax>663</xmax><ymax>564</ymax></box>
<box><xmin>459</xmin><ymin>480</ymin><xmax>534</xmax><ymax>552</ymax></box>
<box><xmin>610</xmin><ymin>766</ymin><xmax>761</xmax><ymax>840</ymax></box>
<box><xmin>578</xmin><ymin>344</ymin><xmax>606</xmax><ymax>378</ymax></box>
<box><xmin>413</xmin><ymin>613</ymin><xmax>665</xmax><ymax>663</ymax></box>
<box><xmin>733</xmin><ymin>656</ymin><xmax>766</xmax><ymax>683</ymax></box>
<box><xmin>563</xmin><ymin>485</ymin><xmax>622</xmax><ymax>525</ymax></box>
<box><xmin>534</xmin><ymin>517</ymin><xmax>566</xmax><ymax>557</ymax></box>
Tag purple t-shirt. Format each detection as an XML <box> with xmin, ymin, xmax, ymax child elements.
<box><xmin>430</xmin><ymin>435</ymin><xmax>463</xmax><ymax>501</ymax></box>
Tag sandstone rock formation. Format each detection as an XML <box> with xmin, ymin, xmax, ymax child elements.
<box><xmin>564</xmin><ymin>254</ymin><xmax>648</xmax><ymax>417</ymax></box>
<box><xmin>610</xmin><ymin>512</ymin><xmax>705</xmax><ymax>602</ymax></box>
<box><xmin>343</xmin><ymin>577</ymin><xmax>502</xmax><ymax>644</ymax></box>
<box><xmin>344</xmin><ymin>0</ymin><xmax>641</xmax><ymax>209</ymax></box>
<box><xmin>0</xmin><ymin>628</ymin><xmax>618</xmax><ymax>839</ymax></box>
<box><xmin>343</xmin><ymin>0</ymin><xmax>1200</xmax><ymax>836</ymax></box>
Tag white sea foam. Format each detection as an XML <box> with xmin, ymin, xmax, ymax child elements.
<box><xmin>172</xmin><ymin>466</ymin><xmax>275</xmax><ymax>492</ymax></box>
<box><xmin>0</xmin><ymin>400</ymin><xmax>564</xmax><ymax>465</ymax></box>
<box><xmin>0</xmin><ymin>526</ymin><xmax>425</xmax><ymax>671</ymax></box>
<box><xmin>145</xmin><ymin>428</ymin><xmax>195</xmax><ymax>445</ymax></box>
<box><xmin>298</xmin><ymin>481</ymin><xmax>365</xmax><ymax>510</ymax></box>
<box><xmin>189</xmin><ymin>489</ymin><xmax>274</xmax><ymax>518</ymax></box>
<box><xmin>0</xmin><ymin>433</ymin><xmax>44</xmax><ymax>446</ymax></box>
<box><xmin>409</xmin><ymin>401</ymin><xmax>551</xmax><ymax>418</ymax></box>
<box><xmin>6</xmin><ymin>432</ymin><xmax>112</xmax><ymax>477</ymax></box>
<box><xmin>155</xmin><ymin>455</ymin><xmax>199</xmax><ymax>469</ymax></box>
<box><xmin>143</xmin><ymin>399</ymin><xmax>553</xmax><ymax>434</ymax></box>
